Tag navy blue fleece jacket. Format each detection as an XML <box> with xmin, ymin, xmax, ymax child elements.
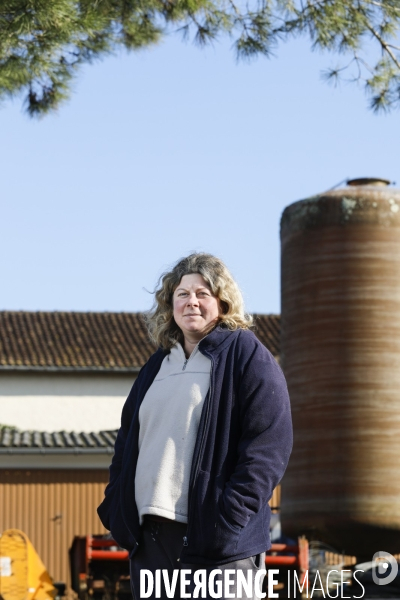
<box><xmin>97</xmin><ymin>326</ymin><xmax>292</xmax><ymax>564</ymax></box>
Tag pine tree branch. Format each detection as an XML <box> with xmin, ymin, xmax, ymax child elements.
<box><xmin>227</xmin><ymin>0</ymin><xmax>241</xmax><ymax>17</ymax></box>
<box><xmin>2</xmin><ymin>0</ymin><xmax>400</xmax><ymax>114</ymax></box>
<box><xmin>367</xmin><ymin>0</ymin><xmax>400</xmax><ymax>13</ymax></box>
<box><xmin>364</xmin><ymin>20</ymin><xmax>400</xmax><ymax>69</ymax></box>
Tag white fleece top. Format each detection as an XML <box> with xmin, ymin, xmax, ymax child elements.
<box><xmin>135</xmin><ymin>342</ymin><xmax>211</xmax><ymax>524</ymax></box>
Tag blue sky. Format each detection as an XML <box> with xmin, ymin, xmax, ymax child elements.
<box><xmin>1</xmin><ymin>33</ymin><xmax>399</xmax><ymax>315</ymax></box>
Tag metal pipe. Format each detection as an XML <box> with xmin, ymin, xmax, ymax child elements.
<box><xmin>89</xmin><ymin>550</ymin><xmax>129</xmax><ymax>560</ymax></box>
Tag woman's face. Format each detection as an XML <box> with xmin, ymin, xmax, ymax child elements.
<box><xmin>173</xmin><ymin>273</ymin><xmax>221</xmax><ymax>342</ymax></box>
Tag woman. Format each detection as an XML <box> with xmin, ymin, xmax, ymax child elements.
<box><xmin>97</xmin><ymin>253</ymin><xmax>292</xmax><ymax>600</ymax></box>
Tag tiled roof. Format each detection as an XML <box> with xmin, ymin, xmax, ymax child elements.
<box><xmin>0</xmin><ymin>311</ymin><xmax>280</xmax><ymax>371</ymax></box>
<box><xmin>0</xmin><ymin>427</ymin><xmax>117</xmax><ymax>452</ymax></box>
<box><xmin>253</xmin><ymin>314</ymin><xmax>280</xmax><ymax>359</ymax></box>
<box><xmin>0</xmin><ymin>311</ymin><xmax>155</xmax><ymax>371</ymax></box>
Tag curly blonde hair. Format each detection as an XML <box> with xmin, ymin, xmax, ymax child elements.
<box><xmin>144</xmin><ymin>253</ymin><xmax>253</xmax><ymax>349</ymax></box>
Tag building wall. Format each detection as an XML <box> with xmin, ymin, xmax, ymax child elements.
<box><xmin>0</xmin><ymin>469</ymin><xmax>109</xmax><ymax>595</ymax></box>
<box><xmin>0</xmin><ymin>372</ymin><xmax>136</xmax><ymax>431</ymax></box>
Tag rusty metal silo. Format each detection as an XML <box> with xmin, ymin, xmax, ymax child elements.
<box><xmin>280</xmin><ymin>178</ymin><xmax>400</xmax><ymax>556</ymax></box>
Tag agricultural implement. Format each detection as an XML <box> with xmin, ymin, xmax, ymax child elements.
<box><xmin>0</xmin><ymin>529</ymin><xmax>63</xmax><ymax>600</ymax></box>
<box><xmin>70</xmin><ymin>536</ymin><xmax>130</xmax><ymax>600</ymax></box>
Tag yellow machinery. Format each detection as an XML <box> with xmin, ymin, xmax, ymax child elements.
<box><xmin>0</xmin><ymin>529</ymin><xmax>56</xmax><ymax>600</ymax></box>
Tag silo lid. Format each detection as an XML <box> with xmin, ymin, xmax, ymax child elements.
<box><xmin>347</xmin><ymin>177</ymin><xmax>392</xmax><ymax>187</ymax></box>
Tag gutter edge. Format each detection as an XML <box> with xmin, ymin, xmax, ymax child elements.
<box><xmin>0</xmin><ymin>366</ymin><xmax>141</xmax><ymax>374</ymax></box>
<box><xmin>0</xmin><ymin>447</ymin><xmax>114</xmax><ymax>455</ymax></box>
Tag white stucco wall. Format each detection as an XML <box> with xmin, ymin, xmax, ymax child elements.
<box><xmin>0</xmin><ymin>372</ymin><xmax>137</xmax><ymax>432</ymax></box>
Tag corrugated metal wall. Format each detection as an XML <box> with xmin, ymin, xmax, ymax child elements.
<box><xmin>0</xmin><ymin>470</ymin><xmax>108</xmax><ymax>593</ymax></box>
<box><xmin>270</xmin><ymin>485</ymin><xmax>280</xmax><ymax>511</ymax></box>
<box><xmin>0</xmin><ymin>470</ymin><xmax>281</xmax><ymax>596</ymax></box>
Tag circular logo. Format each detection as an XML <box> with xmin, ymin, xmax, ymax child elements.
<box><xmin>372</xmin><ymin>551</ymin><xmax>398</xmax><ymax>586</ymax></box>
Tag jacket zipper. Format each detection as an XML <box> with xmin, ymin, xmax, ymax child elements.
<box><xmin>182</xmin><ymin>344</ymin><xmax>199</xmax><ymax>371</ymax></box>
<box><xmin>183</xmin><ymin>350</ymin><xmax>214</xmax><ymax>551</ymax></box>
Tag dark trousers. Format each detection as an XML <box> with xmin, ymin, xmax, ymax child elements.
<box><xmin>129</xmin><ymin>519</ymin><xmax>266</xmax><ymax>600</ymax></box>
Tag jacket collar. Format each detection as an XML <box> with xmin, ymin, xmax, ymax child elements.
<box><xmin>198</xmin><ymin>324</ymin><xmax>236</xmax><ymax>356</ymax></box>
<box><xmin>160</xmin><ymin>325</ymin><xmax>237</xmax><ymax>357</ymax></box>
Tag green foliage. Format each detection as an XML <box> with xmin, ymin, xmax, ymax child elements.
<box><xmin>1</xmin><ymin>0</ymin><xmax>400</xmax><ymax>115</ymax></box>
